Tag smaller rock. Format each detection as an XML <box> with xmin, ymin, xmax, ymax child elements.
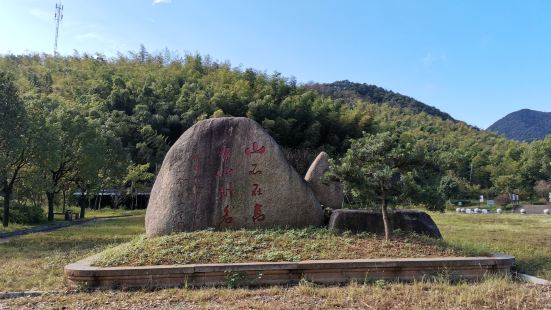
<box><xmin>544</xmin><ymin>209</ymin><xmax>549</xmax><ymax>215</ymax></box>
<box><xmin>520</xmin><ymin>209</ymin><xmax>526</xmax><ymax>214</ymax></box>
<box><xmin>304</xmin><ymin>152</ymin><xmax>343</xmax><ymax>209</ymax></box>
<box><xmin>496</xmin><ymin>208</ymin><xmax>503</xmax><ymax>214</ymax></box>
<box><xmin>328</xmin><ymin>209</ymin><xmax>442</xmax><ymax>238</ymax></box>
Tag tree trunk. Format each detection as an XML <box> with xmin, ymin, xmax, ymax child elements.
<box><xmin>62</xmin><ymin>190</ymin><xmax>66</xmax><ymax>213</ymax></box>
<box><xmin>381</xmin><ymin>193</ymin><xmax>391</xmax><ymax>241</ymax></box>
<box><xmin>46</xmin><ymin>191</ymin><xmax>55</xmax><ymax>221</ymax></box>
<box><xmin>78</xmin><ymin>190</ymin><xmax>86</xmax><ymax>219</ymax></box>
<box><xmin>97</xmin><ymin>194</ymin><xmax>102</xmax><ymax>210</ymax></box>
<box><xmin>2</xmin><ymin>186</ymin><xmax>11</xmax><ymax>227</ymax></box>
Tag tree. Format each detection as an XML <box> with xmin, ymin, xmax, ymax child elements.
<box><xmin>124</xmin><ymin>163</ymin><xmax>154</xmax><ymax>209</ymax></box>
<box><xmin>39</xmin><ymin>100</ymin><xmax>96</xmax><ymax>221</ymax></box>
<box><xmin>534</xmin><ymin>180</ymin><xmax>551</xmax><ymax>200</ymax></box>
<box><xmin>334</xmin><ymin>130</ymin><xmax>444</xmax><ymax>240</ymax></box>
<box><xmin>0</xmin><ymin>71</ymin><xmax>31</xmax><ymax>227</ymax></box>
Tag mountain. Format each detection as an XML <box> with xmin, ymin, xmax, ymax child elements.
<box><xmin>305</xmin><ymin>80</ymin><xmax>455</xmax><ymax>121</ymax></box>
<box><xmin>487</xmin><ymin>109</ymin><xmax>551</xmax><ymax>141</ymax></box>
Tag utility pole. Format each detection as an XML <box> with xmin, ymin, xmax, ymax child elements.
<box><xmin>54</xmin><ymin>1</ymin><xmax>64</xmax><ymax>56</ymax></box>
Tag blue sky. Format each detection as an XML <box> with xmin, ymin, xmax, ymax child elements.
<box><xmin>1</xmin><ymin>0</ymin><xmax>550</xmax><ymax>128</ymax></box>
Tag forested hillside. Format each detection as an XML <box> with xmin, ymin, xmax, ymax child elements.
<box><xmin>305</xmin><ymin>80</ymin><xmax>455</xmax><ymax>121</ymax></box>
<box><xmin>2</xmin><ymin>48</ymin><xmax>551</xmax><ymax>225</ymax></box>
<box><xmin>487</xmin><ymin>109</ymin><xmax>551</xmax><ymax>141</ymax></box>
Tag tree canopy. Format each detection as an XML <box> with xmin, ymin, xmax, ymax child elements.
<box><xmin>0</xmin><ymin>48</ymin><xmax>550</xmax><ymax>225</ymax></box>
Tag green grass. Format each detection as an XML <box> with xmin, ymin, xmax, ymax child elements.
<box><xmin>431</xmin><ymin>212</ymin><xmax>551</xmax><ymax>280</ymax></box>
<box><xmin>0</xmin><ymin>216</ymin><xmax>144</xmax><ymax>291</ymax></box>
<box><xmin>0</xmin><ymin>222</ymin><xmax>34</xmax><ymax>233</ymax></box>
<box><xmin>1</xmin><ymin>211</ymin><xmax>550</xmax><ymax>292</ymax></box>
<box><xmin>0</xmin><ymin>208</ymin><xmax>145</xmax><ymax>233</ymax></box>
<box><xmin>93</xmin><ymin>228</ymin><xmax>466</xmax><ymax>267</ymax></box>
<box><xmin>79</xmin><ymin>208</ymin><xmax>145</xmax><ymax>218</ymax></box>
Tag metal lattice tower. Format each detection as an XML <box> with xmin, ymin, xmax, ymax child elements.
<box><xmin>54</xmin><ymin>1</ymin><xmax>64</xmax><ymax>56</ymax></box>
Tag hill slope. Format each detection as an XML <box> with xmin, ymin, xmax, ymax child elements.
<box><xmin>305</xmin><ymin>80</ymin><xmax>455</xmax><ymax>121</ymax></box>
<box><xmin>487</xmin><ymin>109</ymin><xmax>551</xmax><ymax>141</ymax></box>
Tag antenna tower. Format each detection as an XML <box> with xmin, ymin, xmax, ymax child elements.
<box><xmin>54</xmin><ymin>1</ymin><xmax>64</xmax><ymax>56</ymax></box>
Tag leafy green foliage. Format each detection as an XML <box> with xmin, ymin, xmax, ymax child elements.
<box><xmin>306</xmin><ymin>80</ymin><xmax>455</xmax><ymax>121</ymax></box>
<box><xmin>0</xmin><ymin>49</ymin><xmax>549</xmax><ymax>225</ymax></box>
<box><xmin>334</xmin><ymin>129</ymin><xmax>445</xmax><ymax>210</ymax></box>
<box><xmin>0</xmin><ymin>202</ymin><xmax>45</xmax><ymax>224</ymax></box>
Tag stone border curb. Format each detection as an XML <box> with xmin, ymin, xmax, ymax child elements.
<box><xmin>65</xmin><ymin>254</ymin><xmax>515</xmax><ymax>290</ymax></box>
<box><xmin>517</xmin><ymin>273</ymin><xmax>551</xmax><ymax>285</ymax></box>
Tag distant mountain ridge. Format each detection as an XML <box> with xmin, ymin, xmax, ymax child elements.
<box><xmin>487</xmin><ymin>109</ymin><xmax>551</xmax><ymax>141</ymax></box>
<box><xmin>305</xmin><ymin>80</ymin><xmax>455</xmax><ymax>121</ymax></box>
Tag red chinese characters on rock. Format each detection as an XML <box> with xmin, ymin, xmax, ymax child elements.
<box><xmin>245</xmin><ymin>142</ymin><xmax>266</xmax><ymax>156</ymax></box>
<box><xmin>219</xmin><ymin>145</ymin><xmax>232</xmax><ymax>161</ymax></box>
<box><xmin>221</xmin><ymin>205</ymin><xmax>233</xmax><ymax>224</ymax></box>
<box><xmin>248</xmin><ymin>163</ymin><xmax>262</xmax><ymax>175</ymax></box>
<box><xmin>252</xmin><ymin>203</ymin><xmax>265</xmax><ymax>223</ymax></box>
<box><xmin>192</xmin><ymin>155</ymin><xmax>201</xmax><ymax>177</ymax></box>
<box><xmin>218</xmin><ymin>183</ymin><xmax>233</xmax><ymax>200</ymax></box>
<box><xmin>215</xmin><ymin>167</ymin><xmax>234</xmax><ymax>177</ymax></box>
<box><xmin>251</xmin><ymin>184</ymin><xmax>263</xmax><ymax>196</ymax></box>
<box><xmin>246</xmin><ymin>142</ymin><xmax>267</xmax><ymax>224</ymax></box>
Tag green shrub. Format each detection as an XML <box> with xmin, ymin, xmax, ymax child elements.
<box><xmin>0</xmin><ymin>202</ymin><xmax>46</xmax><ymax>224</ymax></box>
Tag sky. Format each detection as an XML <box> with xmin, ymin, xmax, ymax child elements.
<box><xmin>1</xmin><ymin>0</ymin><xmax>550</xmax><ymax>129</ymax></box>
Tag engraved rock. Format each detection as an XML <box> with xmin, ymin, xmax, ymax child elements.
<box><xmin>145</xmin><ymin>117</ymin><xmax>324</xmax><ymax>237</ymax></box>
<box><xmin>304</xmin><ymin>152</ymin><xmax>344</xmax><ymax>209</ymax></box>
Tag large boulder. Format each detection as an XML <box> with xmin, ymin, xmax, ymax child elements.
<box><xmin>304</xmin><ymin>152</ymin><xmax>344</xmax><ymax>209</ymax></box>
<box><xmin>328</xmin><ymin>209</ymin><xmax>442</xmax><ymax>238</ymax></box>
<box><xmin>145</xmin><ymin>117</ymin><xmax>324</xmax><ymax>237</ymax></box>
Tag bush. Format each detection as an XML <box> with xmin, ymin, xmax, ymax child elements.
<box><xmin>0</xmin><ymin>202</ymin><xmax>46</xmax><ymax>224</ymax></box>
<box><xmin>495</xmin><ymin>193</ymin><xmax>511</xmax><ymax>207</ymax></box>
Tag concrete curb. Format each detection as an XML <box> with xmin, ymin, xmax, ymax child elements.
<box><xmin>65</xmin><ymin>254</ymin><xmax>515</xmax><ymax>290</ymax></box>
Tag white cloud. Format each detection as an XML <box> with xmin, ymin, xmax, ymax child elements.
<box><xmin>152</xmin><ymin>0</ymin><xmax>171</xmax><ymax>4</ymax></box>
<box><xmin>30</xmin><ymin>8</ymin><xmax>51</xmax><ymax>22</ymax></box>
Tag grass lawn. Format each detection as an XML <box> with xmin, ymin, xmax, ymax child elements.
<box><xmin>0</xmin><ymin>222</ymin><xmax>34</xmax><ymax>233</ymax></box>
<box><xmin>78</xmin><ymin>208</ymin><xmax>145</xmax><ymax>218</ymax></box>
<box><xmin>0</xmin><ymin>216</ymin><xmax>144</xmax><ymax>291</ymax></box>
<box><xmin>1</xmin><ymin>211</ymin><xmax>550</xmax><ymax>308</ymax></box>
<box><xmin>94</xmin><ymin>228</ymin><xmax>468</xmax><ymax>267</ymax></box>
<box><xmin>3</xmin><ymin>279</ymin><xmax>550</xmax><ymax>309</ymax></box>
<box><xmin>0</xmin><ymin>208</ymin><xmax>144</xmax><ymax>234</ymax></box>
<box><xmin>430</xmin><ymin>212</ymin><xmax>551</xmax><ymax>280</ymax></box>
